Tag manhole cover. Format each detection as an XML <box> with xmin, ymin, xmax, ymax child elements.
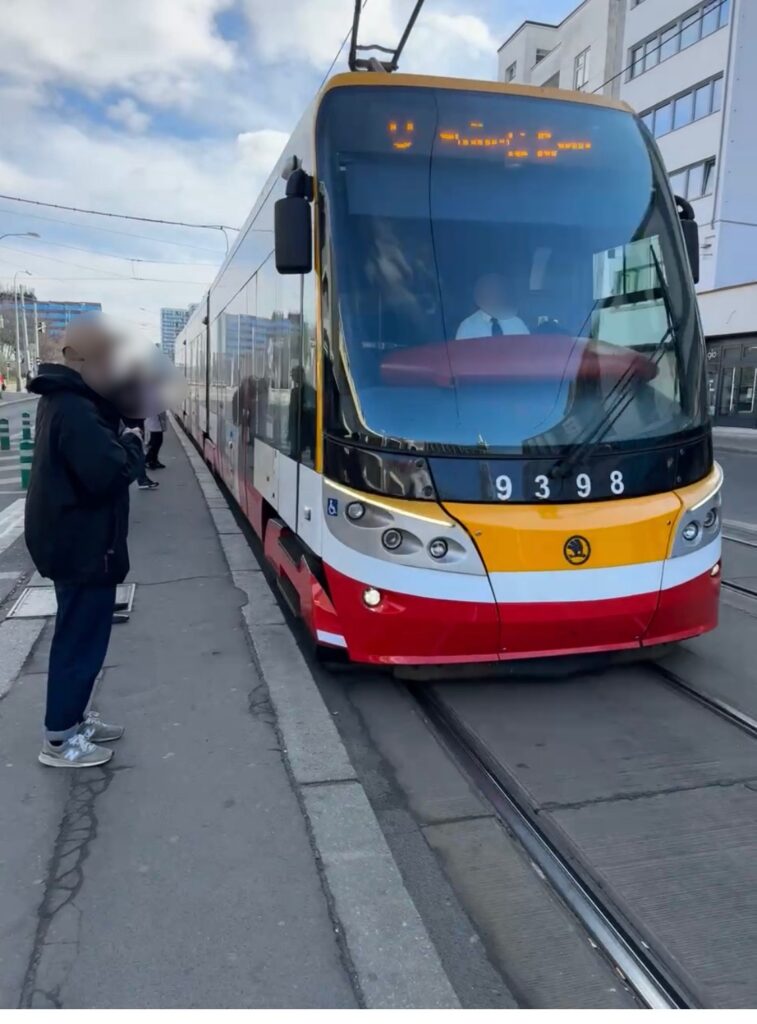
<box><xmin>7</xmin><ymin>583</ymin><xmax>135</xmax><ymax>619</ymax></box>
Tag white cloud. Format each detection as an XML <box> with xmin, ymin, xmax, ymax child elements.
<box><xmin>242</xmin><ymin>0</ymin><xmax>497</xmax><ymax>79</ymax></box>
<box><xmin>106</xmin><ymin>97</ymin><xmax>151</xmax><ymax>134</ymax></box>
<box><xmin>0</xmin><ymin>0</ymin><xmax>235</xmax><ymax>108</ymax></box>
<box><xmin>0</xmin><ymin>0</ymin><xmax>513</xmax><ymax>344</ymax></box>
<box><xmin>0</xmin><ymin>93</ymin><xmax>288</xmax><ymax>346</ymax></box>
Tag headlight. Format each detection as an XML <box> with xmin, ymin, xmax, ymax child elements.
<box><xmin>382</xmin><ymin>528</ymin><xmax>403</xmax><ymax>551</ymax></box>
<box><xmin>703</xmin><ymin>508</ymin><xmax>719</xmax><ymax>530</ymax></box>
<box><xmin>682</xmin><ymin>521</ymin><xmax>700</xmax><ymax>543</ymax></box>
<box><xmin>346</xmin><ymin>501</ymin><xmax>366</xmax><ymax>521</ymax></box>
<box><xmin>363</xmin><ymin>587</ymin><xmax>382</xmax><ymax>607</ymax></box>
<box><xmin>428</xmin><ymin>538</ymin><xmax>448</xmax><ymax>559</ymax></box>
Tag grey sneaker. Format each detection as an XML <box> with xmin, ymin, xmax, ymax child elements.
<box><xmin>80</xmin><ymin>711</ymin><xmax>124</xmax><ymax>743</ymax></box>
<box><xmin>38</xmin><ymin>732</ymin><xmax>113</xmax><ymax>768</ymax></box>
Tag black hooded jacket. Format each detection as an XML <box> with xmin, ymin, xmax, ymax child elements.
<box><xmin>25</xmin><ymin>364</ymin><xmax>144</xmax><ymax>585</ymax></box>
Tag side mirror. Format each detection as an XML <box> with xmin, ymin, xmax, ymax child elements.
<box><xmin>274</xmin><ymin>167</ymin><xmax>313</xmax><ymax>275</ymax></box>
<box><xmin>675</xmin><ymin>195</ymin><xmax>700</xmax><ymax>284</ymax></box>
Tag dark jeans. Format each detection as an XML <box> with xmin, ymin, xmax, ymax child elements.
<box><xmin>146</xmin><ymin>430</ymin><xmax>163</xmax><ymax>467</ymax></box>
<box><xmin>45</xmin><ymin>583</ymin><xmax>117</xmax><ymax>740</ymax></box>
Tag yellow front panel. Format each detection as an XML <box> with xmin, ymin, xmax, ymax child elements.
<box><xmin>444</xmin><ymin>494</ymin><xmax>682</xmax><ymax>572</ymax></box>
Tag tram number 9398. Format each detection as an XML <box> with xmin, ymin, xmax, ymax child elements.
<box><xmin>495</xmin><ymin>470</ymin><xmax>625</xmax><ymax>502</ymax></box>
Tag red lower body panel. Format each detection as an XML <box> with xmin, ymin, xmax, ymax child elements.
<box><xmin>324</xmin><ymin>567</ymin><xmax>500</xmax><ymax>665</ymax></box>
<box><xmin>498</xmin><ymin>592</ymin><xmax>659</xmax><ymax>657</ymax></box>
<box><xmin>319</xmin><ymin>565</ymin><xmax>720</xmax><ymax>666</ymax></box>
<box><xmin>642</xmin><ymin>564</ymin><xmax>721</xmax><ymax>646</ymax></box>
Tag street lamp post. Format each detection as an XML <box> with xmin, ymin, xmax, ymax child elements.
<box><xmin>33</xmin><ymin>299</ymin><xmax>40</xmax><ymax>373</ymax></box>
<box><xmin>13</xmin><ymin>270</ymin><xmax>31</xmax><ymax>392</ymax></box>
<box><xmin>20</xmin><ymin>287</ymin><xmax>31</xmax><ymax>378</ymax></box>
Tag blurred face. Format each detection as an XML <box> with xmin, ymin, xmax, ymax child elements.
<box><xmin>61</xmin><ymin>322</ymin><xmax>119</xmax><ymax>397</ymax></box>
<box><xmin>474</xmin><ymin>274</ymin><xmax>514</xmax><ymax>317</ymax></box>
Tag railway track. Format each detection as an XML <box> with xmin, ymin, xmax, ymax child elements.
<box><xmin>410</xmin><ymin>684</ymin><xmax>698</xmax><ymax>1009</ymax></box>
<box><xmin>410</xmin><ymin>618</ymin><xmax>757</xmax><ymax>1010</ymax></box>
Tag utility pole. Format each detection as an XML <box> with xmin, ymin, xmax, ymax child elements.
<box><xmin>20</xmin><ymin>289</ymin><xmax>31</xmax><ymax>379</ymax></box>
<box><xmin>12</xmin><ymin>270</ymin><xmax>30</xmax><ymax>391</ymax></box>
<box><xmin>13</xmin><ymin>286</ymin><xmax>21</xmax><ymax>390</ymax></box>
<box><xmin>33</xmin><ymin>300</ymin><xmax>39</xmax><ymax>373</ymax></box>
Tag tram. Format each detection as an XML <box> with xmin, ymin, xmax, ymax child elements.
<box><xmin>175</xmin><ymin>70</ymin><xmax>722</xmax><ymax>666</ymax></box>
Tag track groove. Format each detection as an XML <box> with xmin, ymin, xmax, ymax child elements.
<box><xmin>410</xmin><ymin>684</ymin><xmax>699</xmax><ymax>1010</ymax></box>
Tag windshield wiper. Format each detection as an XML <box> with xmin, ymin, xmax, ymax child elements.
<box><xmin>550</xmin><ymin>245</ymin><xmax>679</xmax><ymax>481</ymax></box>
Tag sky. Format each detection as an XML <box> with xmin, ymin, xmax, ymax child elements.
<box><xmin>0</xmin><ymin>0</ymin><xmax>576</xmax><ymax>345</ymax></box>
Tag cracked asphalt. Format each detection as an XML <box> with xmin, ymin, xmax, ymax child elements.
<box><xmin>0</xmin><ymin>430</ymin><xmax>356</xmax><ymax>1008</ymax></box>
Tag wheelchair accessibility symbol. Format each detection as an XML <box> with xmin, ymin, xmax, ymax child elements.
<box><xmin>327</xmin><ymin>498</ymin><xmax>339</xmax><ymax>517</ymax></box>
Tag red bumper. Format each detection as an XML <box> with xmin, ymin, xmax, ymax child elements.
<box><xmin>320</xmin><ymin>564</ymin><xmax>720</xmax><ymax>666</ymax></box>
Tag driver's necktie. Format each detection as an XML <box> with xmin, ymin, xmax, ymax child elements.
<box><xmin>490</xmin><ymin>318</ymin><xmax>504</xmax><ymax>336</ymax></box>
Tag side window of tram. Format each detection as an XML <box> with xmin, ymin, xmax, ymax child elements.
<box><xmin>256</xmin><ymin>254</ymin><xmax>304</xmax><ymax>458</ymax></box>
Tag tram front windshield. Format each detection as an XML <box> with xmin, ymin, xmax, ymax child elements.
<box><xmin>316</xmin><ymin>85</ymin><xmax>707</xmax><ymax>454</ymax></box>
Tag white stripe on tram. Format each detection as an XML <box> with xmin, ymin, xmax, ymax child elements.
<box><xmin>324</xmin><ymin>530</ymin><xmax>721</xmax><ymax>606</ymax></box>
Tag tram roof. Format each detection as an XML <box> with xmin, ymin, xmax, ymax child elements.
<box><xmin>318</xmin><ymin>71</ymin><xmax>633</xmax><ymax>116</ymax></box>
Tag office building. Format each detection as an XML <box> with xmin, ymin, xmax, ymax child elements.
<box><xmin>35</xmin><ymin>300</ymin><xmax>102</xmax><ymax>341</ymax></box>
<box><xmin>497</xmin><ymin>1</ymin><xmax>627</xmax><ymax>98</ymax></box>
<box><xmin>161</xmin><ymin>304</ymin><xmax>197</xmax><ymax>360</ymax></box>
<box><xmin>499</xmin><ymin>0</ymin><xmax>757</xmax><ymax>426</ymax></box>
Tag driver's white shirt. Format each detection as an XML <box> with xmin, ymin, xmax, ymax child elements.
<box><xmin>455</xmin><ymin>309</ymin><xmax>530</xmax><ymax>339</ymax></box>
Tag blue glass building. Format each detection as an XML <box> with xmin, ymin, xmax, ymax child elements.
<box><xmin>36</xmin><ymin>300</ymin><xmax>102</xmax><ymax>341</ymax></box>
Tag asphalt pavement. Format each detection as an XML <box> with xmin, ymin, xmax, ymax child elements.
<box><xmin>0</xmin><ymin>424</ymin><xmax>460</xmax><ymax>1009</ymax></box>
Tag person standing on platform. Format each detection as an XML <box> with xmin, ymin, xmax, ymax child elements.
<box><xmin>121</xmin><ymin>414</ymin><xmax>159</xmax><ymax>490</ymax></box>
<box><xmin>144</xmin><ymin>410</ymin><xmax>167</xmax><ymax>470</ymax></box>
<box><xmin>25</xmin><ymin>318</ymin><xmax>145</xmax><ymax>768</ymax></box>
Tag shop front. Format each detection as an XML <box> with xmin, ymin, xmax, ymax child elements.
<box><xmin>706</xmin><ymin>335</ymin><xmax>757</xmax><ymax>427</ymax></box>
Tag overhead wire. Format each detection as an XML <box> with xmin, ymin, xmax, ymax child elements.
<box><xmin>0</xmin><ymin>192</ymin><xmax>240</xmax><ymax>232</ymax></box>
<box><xmin>0</xmin><ymin>205</ymin><xmax>227</xmax><ymax>254</ymax></box>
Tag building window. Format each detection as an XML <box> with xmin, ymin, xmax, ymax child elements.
<box><xmin>669</xmin><ymin>157</ymin><xmax>716</xmax><ymax>200</ymax></box>
<box><xmin>641</xmin><ymin>75</ymin><xmax>723</xmax><ymax>138</ymax></box>
<box><xmin>542</xmin><ymin>71</ymin><xmax>561</xmax><ymax>88</ymax></box>
<box><xmin>574</xmin><ymin>47</ymin><xmax>590</xmax><ymax>91</ymax></box>
<box><xmin>535</xmin><ymin>48</ymin><xmax>550</xmax><ymax>64</ymax></box>
<box><xmin>628</xmin><ymin>0</ymin><xmax>730</xmax><ymax>80</ymax></box>
<box><xmin>505</xmin><ymin>62</ymin><xmax>517</xmax><ymax>82</ymax></box>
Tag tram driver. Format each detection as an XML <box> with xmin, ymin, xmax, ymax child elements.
<box><xmin>456</xmin><ymin>273</ymin><xmax>530</xmax><ymax>340</ymax></box>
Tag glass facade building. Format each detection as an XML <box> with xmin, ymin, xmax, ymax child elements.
<box><xmin>36</xmin><ymin>300</ymin><xmax>102</xmax><ymax>341</ymax></box>
<box><xmin>161</xmin><ymin>305</ymin><xmax>197</xmax><ymax>360</ymax></box>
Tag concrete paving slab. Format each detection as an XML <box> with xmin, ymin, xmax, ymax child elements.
<box><xmin>173</xmin><ymin>418</ymin><xmax>461</xmax><ymax>1007</ymax></box>
<box><xmin>303</xmin><ymin>780</ymin><xmax>459</xmax><ymax>1008</ymax></box>
<box><xmin>345</xmin><ymin>677</ymin><xmax>488</xmax><ymax>825</ymax></box>
<box><xmin>0</xmin><ymin>667</ymin><xmax>69</xmax><ymax>1008</ymax></box>
<box><xmin>434</xmin><ymin>668</ymin><xmax>757</xmax><ymax>809</ymax></box>
<box><xmin>0</xmin><ymin>619</ymin><xmax>45</xmax><ymax>698</ymax></box>
<box><xmin>209</xmin><ymin>507</ymin><xmax>242</xmax><ymax>535</ymax></box>
<box><xmin>424</xmin><ymin>817</ymin><xmax>635</xmax><ymax>1008</ymax></box>
<box><xmin>2</xmin><ymin>430</ymin><xmax>357</xmax><ymax>1010</ymax></box>
<box><xmin>232</xmin><ymin>570</ymin><xmax>286</xmax><ymax>627</ymax></box>
<box><xmin>251</xmin><ymin>624</ymin><xmax>356</xmax><ymax>785</ymax></box>
<box><xmin>218</xmin><ymin>532</ymin><xmax>260</xmax><ymax>572</ymax></box>
<box><xmin>668</xmin><ymin>597</ymin><xmax>757</xmax><ymax>719</ymax></box>
<box><xmin>552</xmin><ymin>784</ymin><xmax>757</xmax><ymax>1007</ymax></box>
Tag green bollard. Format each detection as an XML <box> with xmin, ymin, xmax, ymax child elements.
<box><xmin>19</xmin><ymin>439</ymin><xmax>33</xmax><ymax>490</ymax></box>
<box><xmin>21</xmin><ymin>411</ymin><xmax>32</xmax><ymax>442</ymax></box>
<box><xmin>0</xmin><ymin>418</ymin><xmax>8</xmax><ymax>452</ymax></box>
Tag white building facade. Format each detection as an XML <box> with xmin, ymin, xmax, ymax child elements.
<box><xmin>498</xmin><ymin>0</ymin><xmax>757</xmax><ymax>427</ymax></box>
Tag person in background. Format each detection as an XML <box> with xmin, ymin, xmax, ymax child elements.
<box><xmin>121</xmin><ymin>414</ymin><xmax>159</xmax><ymax>490</ymax></box>
<box><xmin>25</xmin><ymin>317</ymin><xmax>145</xmax><ymax>768</ymax></box>
<box><xmin>456</xmin><ymin>273</ymin><xmax>530</xmax><ymax>339</ymax></box>
<box><xmin>144</xmin><ymin>410</ymin><xmax>167</xmax><ymax>470</ymax></box>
